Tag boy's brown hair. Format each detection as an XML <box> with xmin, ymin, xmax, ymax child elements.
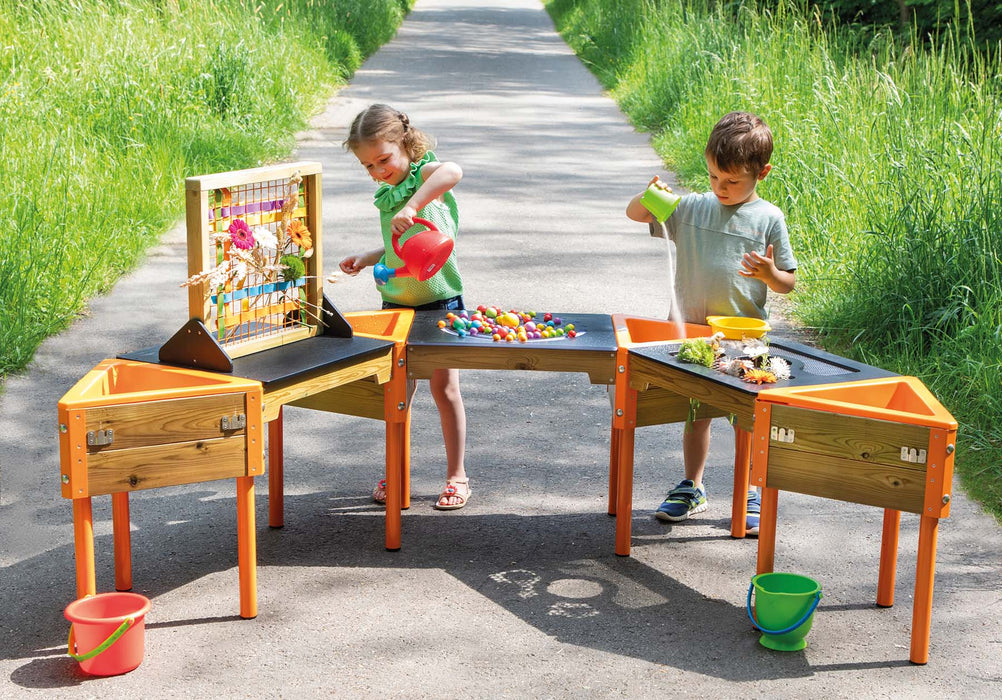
<box><xmin>704</xmin><ymin>111</ymin><xmax>773</xmax><ymax>175</ymax></box>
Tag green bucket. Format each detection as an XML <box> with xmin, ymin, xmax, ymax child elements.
<box><xmin>747</xmin><ymin>573</ymin><xmax>822</xmax><ymax>651</ymax></box>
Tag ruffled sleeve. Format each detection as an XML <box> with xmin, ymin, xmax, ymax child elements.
<box><xmin>373</xmin><ymin>151</ymin><xmax>437</xmax><ymax>213</ymax></box>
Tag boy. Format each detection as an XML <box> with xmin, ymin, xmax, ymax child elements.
<box><xmin>625</xmin><ymin>111</ymin><xmax>797</xmax><ymax>533</ymax></box>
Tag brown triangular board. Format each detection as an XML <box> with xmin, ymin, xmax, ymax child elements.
<box><xmin>158</xmin><ymin>318</ymin><xmax>234</xmax><ymax>372</ymax></box>
<box><xmin>321</xmin><ymin>294</ymin><xmax>353</xmax><ymax>338</ymax></box>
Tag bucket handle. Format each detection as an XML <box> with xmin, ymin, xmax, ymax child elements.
<box><xmin>67</xmin><ymin>617</ymin><xmax>134</xmax><ymax>662</ymax></box>
<box><xmin>746</xmin><ymin>583</ymin><xmax>821</xmax><ymax>636</ymax></box>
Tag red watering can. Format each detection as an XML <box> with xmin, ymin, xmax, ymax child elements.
<box><xmin>373</xmin><ymin>217</ymin><xmax>454</xmax><ymax>286</ymax></box>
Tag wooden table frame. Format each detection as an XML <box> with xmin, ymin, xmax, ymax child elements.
<box><xmin>749</xmin><ymin>379</ymin><xmax>957</xmax><ymax>664</ymax></box>
<box><xmin>609</xmin><ymin>315</ymin><xmax>755</xmax><ymax>556</ymax></box>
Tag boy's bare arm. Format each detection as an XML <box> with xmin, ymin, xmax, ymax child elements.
<box><xmin>626</xmin><ymin>175</ymin><xmax>668</xmax><ymax>223</ymax></box>
<box><xmin>626</xmin><ymin>192</ymin><xmax>655</xmax><ymax>223</ymax></box>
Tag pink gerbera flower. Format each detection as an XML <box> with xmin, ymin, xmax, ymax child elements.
<box><xmin>228</xmin><ymin>219</ymin><xmax>255</xmax><ymax>250</ymax></box>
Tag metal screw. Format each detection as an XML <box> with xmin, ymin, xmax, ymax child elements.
<box><xmin>61</xmin><ymin>474</ymin><xmax>69</xmax><ymax>484</ymax></box>
<box><xmin>616</xmin><ymin>409</ymin><xmax>623</xmax><ymax>417</ymax></box>
<box><xmin>946</xmin><ymin>444</ymin><xmax>955</xmax><ymax>455</ymax></box>
<box><xmin>618</xmin><ymin>365</ymin><xmax>625</xmax><ymax>373</ymax></box>
<box><xmin>942</xmin><ymin>494</ymin><xmax>951</xmax><ymax>504</ymax></box>
<box><xmin>398</xmin><ymin>402</ymin><xmax>405</xmax><ymax>411</ymax></box>
<box><xmin>59</xmin><ymin>424</ymin><xmax>68</xmax><ymax>433</ymax></box>
<box><xmin>398</xmin><ymin>358</ymin><xmax>405</xmax><ymax>367</ymax></box>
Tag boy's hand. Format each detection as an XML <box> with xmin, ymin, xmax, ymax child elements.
<box><xmin>739</xmin><ymin>244</ymin><xmax>780</xmax><ymax>281</ymax></box>
<box><xmin>339</xmin><ymin>255</ymin><xmax>365</xmax><ymax>275</ymax></box>
<box><xmin>739</xmin><ymin>244</ymin><xmax>796</xmax><ymax>294</ymax></box>
<box><xmin>649</xmin><ymin>175</ymin><xmax>672</xmax><ymax>192</ymax></box>
<box><xmin>391</xmin><ymin>206</ymin><xmax>418</xmax><ymax>236</ymax></box>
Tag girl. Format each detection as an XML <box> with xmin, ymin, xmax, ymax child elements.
<box><xmin>339</xmin><ymin>104</ymin><xmax>470</xmax><ymax>510</ymax></box>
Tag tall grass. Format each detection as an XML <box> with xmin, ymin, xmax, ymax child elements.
<box><xmin>0</xmin><ymin>0</ymin><xmax>412</xmax><ymax>376</ymax></box>
<box><xmin>546</xmin><ymin>0</ymin><xmax>1002</xmax><ymax>519</ymax></box>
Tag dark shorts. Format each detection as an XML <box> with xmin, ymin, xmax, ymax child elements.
<box><xmin>381</xmin><ymin>295</ymin><xmax>464</xmax><ymax>312</ymax></box>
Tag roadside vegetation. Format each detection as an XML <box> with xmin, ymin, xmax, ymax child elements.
<box><xmin>544</xmin><ymin>0</ymin><xmax>1002</xmax><ymax>519</ymax></box>
<box><xmin>0</xmin><ymin>0</ymin><xmax>412</xmax><ymax>376</ymax></box>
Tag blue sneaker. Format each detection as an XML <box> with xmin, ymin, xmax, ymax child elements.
<box><xmin>656</xmin><ymin>480</ymin><xmax>708</xmax><ymax>522</ymax></box>
<box><xmin>746</xmin><ymin>489</ymin><xmax>761</xmax><ymax>534</ymax></box>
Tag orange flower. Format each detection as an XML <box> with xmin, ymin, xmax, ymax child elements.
<box><xmin>286</xmin><ymin>220</ymin><xmax>312</xmax><ymax>250</ymax></box>
<box><xmin>743</xmin><ymin>369</ymin><xmax>778</xmax><ymax>384</ymax></box>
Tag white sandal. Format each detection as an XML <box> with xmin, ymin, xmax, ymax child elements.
<box><xmin>434</xmin><ymin>478</ymin><xmax>471</xmax><ymax>511</ymax></box>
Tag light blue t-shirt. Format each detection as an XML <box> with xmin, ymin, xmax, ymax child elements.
<box><xmin>662</xmin><ymin>191</ymin><xmax>797</xmax><ymax>323</ymax></box>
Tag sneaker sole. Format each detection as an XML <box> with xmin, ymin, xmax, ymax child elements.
<box><xmin>655</xmin><ymin>501</ymin><xmax>708</xmax><ymax>522</ymax></box>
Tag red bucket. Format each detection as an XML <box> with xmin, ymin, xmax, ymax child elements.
<box><xmin>65</xmin><ymin>592</ymin><xmax>151</xmax><ymax>676</ymax></box>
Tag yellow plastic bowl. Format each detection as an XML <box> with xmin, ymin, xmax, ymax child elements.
<box><xmin>705</xmin><ymin>316</ymin><xmax>771</xmax><ymax>340</ymax></box>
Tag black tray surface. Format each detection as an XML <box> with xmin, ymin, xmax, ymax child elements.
<box><xmin>404</xmin><ymin>310</ymin><xmax>618</xmax><ymax>352</ymax></box>
<box><xmin>119</xmin><ymin>334</ymin><xmax>394</xmax><ymax>386</ymax></box>
<box><xmin>629</xmin><ymin>335</ymin><xmax>897</xmax><ymax>395</ymax></box>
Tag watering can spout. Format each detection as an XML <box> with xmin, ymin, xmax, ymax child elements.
<box><xmin>373</xmin><ymin>217</ymin><xmax>454</xmax><ymax>286</ymax></box>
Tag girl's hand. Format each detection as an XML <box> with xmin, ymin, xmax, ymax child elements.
<box><xmin>391</xmin><ymin>206</ymin><xmax>418</xmax><ymax>236</ymax></box>
<box><xmin>339</xmin><ymin>255</ymin><xmax>366</xmax><ymax>276</ymax></box>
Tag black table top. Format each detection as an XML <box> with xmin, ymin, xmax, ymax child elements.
<box><xmin>404</xmin><ymin>310</ymin><xmax>619</xmax><ymax>352</ymax></box>
<box><xmin>629</xmin><ymin>335</ymin><xmax>897</xmax><ymax>395</ymax></box>
<box><xmin>119</xmin><ymin>334</ymin><xmax>394</xmax><ymax>386</ymax></box>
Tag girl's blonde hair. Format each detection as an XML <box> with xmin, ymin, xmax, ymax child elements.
<box><xmin>343</xmin><ymin>104</ymin><xmax>435</xmax><ymax>162</ymax></box>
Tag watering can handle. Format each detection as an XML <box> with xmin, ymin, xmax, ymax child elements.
<box><xmin>389</xmin><ymin>217</ymin><xmax>439</xmax><ymax>256</ymax></box>
<box><xmin>746</xmin><ymin>584</ymin><xmax>821</xmax><ymax>636</ymax></box>
<box><xmin>67</xmin><ymin>616</ymin><xmax>134</xmax><ymax>662</ymax></box>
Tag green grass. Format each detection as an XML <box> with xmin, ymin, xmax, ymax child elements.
<box><xmin>545</xmin><ymin>0</ymin><xmax>1002</xmax><ymax>520</ymax></box>
<box><xmin>0</xmin><ymin>0</ymin><xmax>412</xmax><ymax>376</ymax></box>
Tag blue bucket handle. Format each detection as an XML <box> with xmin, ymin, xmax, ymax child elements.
<box><xmin>746</xmin><ymin>581</ymin><xmax>821</xmax><ymax>636</ymax></box>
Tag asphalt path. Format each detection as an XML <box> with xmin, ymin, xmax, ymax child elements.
<box><xmin>2</xmin><ymin>0</ymin><xmax>1000</xmax><ymax>696</ymax></box>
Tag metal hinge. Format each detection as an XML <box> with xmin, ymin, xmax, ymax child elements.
<box><xmin>770</xmin><ymin>426</ymin><xmax>795</xmax><ymax>443</ymax></box>
<box><xmin>87</xmin><ymin>429</ymin><xmax>114</xmax><ymax>447</ymax></box>
<box><xmin>900</xmin><ymin>447</ymin><xmax>927</xmax><ymax>464</ymax></box>
<box><xmin>221</xmin><ymin>414</ymin><xmax>247</xmax><ymax>431</ymax></box>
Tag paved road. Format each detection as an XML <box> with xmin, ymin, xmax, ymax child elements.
<box><xmin>2</xmin><ymin>1</ymin><xmax>1000</xmax><ymax>696</ymax></box>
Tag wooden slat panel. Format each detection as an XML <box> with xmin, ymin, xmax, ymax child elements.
<box><xmin>186</xmin><ymin>161</ymin><xmax>322</xmax><ymax>192</ymax></box>
<box><xmin>407</xmin><ymin>346</ymin><xmax>617</xmax><ymax>384</ymax></box>
<box><xmin>303</xmin><ymin>172</ymin><xmax>323</xmax><ymax>321</ymax></box>
<box><xmin>186</xmin><ymin>188</ymin><xmax>212</xmax><ymax>323</ymax></box>
<box><xmin>767</xmin><ymin>446</ymin><xmax>926</xmax><ymax>514</ymax></box>
<box><xmin>225</xmin><ymin>326</ymin><xmax>315</xmax><ymax>360</ymax></box>
<box><xmin>770</xmin><ymin>404</ymin><xmax>931</xmax><ymax>470</ymax></box>
<box><xmin>635</xmin><ymin>386</ymin><xmax>728</xmax><ymax>427</ymax></box>
<box><xmin>288</xmin><ymin>377</ymin><xmax>385</xmax><ymax>419</ymax></box>
<box><xmin>85</xmin><ymin>393</ymin><xmax>246</xmax><ymax>451</ymax></box>
<box><xmin>87</xmin><ymin>436</ymin><xmax>248</xmax><ymax>495</ymax></box>
<box><xmin>262</xmin><ymin>351</ymin><xmax>393</xmax><ymax>421</ymax></box>
<box><xmin>629</xmin><ymin>355</ymin><xmax>756</xmax><ymax>428</ymax></box>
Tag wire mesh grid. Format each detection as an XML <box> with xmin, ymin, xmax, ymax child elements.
<box><xmin>204</xmin><ymin>177</ymin><xmax>315</xmax><ymax>348</ymax></box>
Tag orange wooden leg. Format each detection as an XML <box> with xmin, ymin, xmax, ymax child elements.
<box><xmin>910</xmin><ymin>514</ymin><xmax>939</xmax><ymax>664</ymax></box>
<box><xmin>385</xmin><ymin>421</ymin><xmax>403</xmax><ymax>551</ymax></box>
<box><xmin>614</xmin><ymin>425</ymin><xmax>636</xmax><ymax>556</ymax></box>
<box><xmin>731</xmin><ymin>426</ymin><xmax>752</xmax><ymax>538</ymax></box>
<box><xmin>72</xmin><ymin>497</ymin><xmax>96</xmax><ymax>599</ymax></box>
<box><xmin>111</xmin><ymin>492</ymin><xmax>132</xmax><ymax>591</ymax></box>
<box><xmin>268</xmin><ymin>408</ymin><xmax>284</xmax><ymax>528</ymax></box>
<box><xmin>236</xmin><ymin>476</ymin><xmax>257</xmax><ymax>619</ymax></box>
<box><xmin>401</xmin><ymin>409</ymin><xmax>411</xmax><ymax>511</ymax></box>
<box><xmin>608</xmin><ymin>426</ymin><xmax>622</xmax><ymax>516</ymax></box>
<box><xmin>756</xmin><ymin>486</ymin><xmax>779</xmax><ymax>574</ymax></box>
<box><xmin>877</xmin><ymin>509</ymin><xmax>901</xmax><ymax>607</ymax></box>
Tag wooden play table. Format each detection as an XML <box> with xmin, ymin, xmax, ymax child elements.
<box><xmin>610</xmin><ymin>315</ymin><xmax>956</xmax><ymax>663</ymax></box>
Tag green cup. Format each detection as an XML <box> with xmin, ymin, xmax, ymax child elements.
<box><xmin>640</xmin><ymin>183</ymin><xmax>681</xmax><ymax>222</ymax></box>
